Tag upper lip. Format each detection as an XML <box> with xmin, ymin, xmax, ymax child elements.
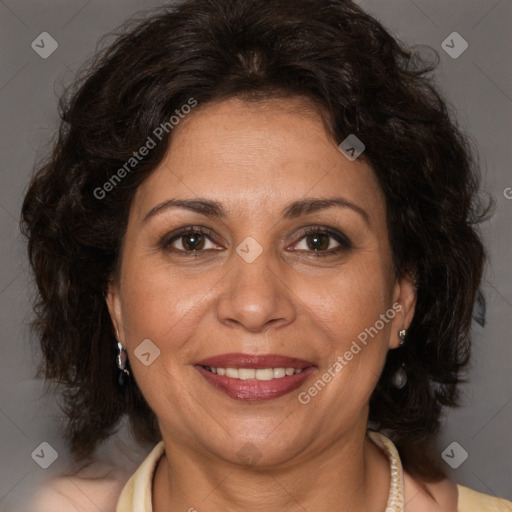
<box><xmin>196</xmin><ymin>353</ymin><xmax>315</xmax><ymax>369</ymax></box>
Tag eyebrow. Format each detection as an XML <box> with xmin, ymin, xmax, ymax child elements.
<box><xmin>143</xmin><ymin>196</ymin><xmax>370</xmax><ymax>225</ymax></box>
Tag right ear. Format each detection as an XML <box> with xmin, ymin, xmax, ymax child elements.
<box><xmin>106</xmin><ymin>277</ymin><xmax>124</xmax><ymax>343</ymax></box>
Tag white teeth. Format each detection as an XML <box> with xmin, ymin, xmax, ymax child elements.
<box><xmin>238</xmin><ymin>368</ymin><xmax>255</xmax><ymax>380</ymax></box>
<box><xmin>206</xmin><ymin>366</ymin><xmax>305</xmax><ymax>380</ymax></box>
<box><xmin>255</xmin><ymin>368</ymin><xmax>274</xmax><ymax>380</ymax></box>
<box><xmin>225</xmin><ymin>368</ymin><xmax>239</xmax><ymax>378</ymax></box>
<box><xmin>273</xmin><ymin>367</ymin><xmax>286</xmax><ymax>378</ymax></box>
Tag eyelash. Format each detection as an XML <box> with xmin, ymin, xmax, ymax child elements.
<box><xmin>161</xmin><ymin>225</ymin><xmax>352</xmax><ymax>257</ymax></box>
<box><xmin>291</xmin><ymin>227</ymin><xmax>352</xmax><ymax>255</ymax></box>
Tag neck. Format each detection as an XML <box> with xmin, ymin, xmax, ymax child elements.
<box><xmin>153</xmin><ymin>427</ymin><xmax>391</xmax><ymax>512</ymax></box>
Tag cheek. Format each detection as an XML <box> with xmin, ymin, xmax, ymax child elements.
<box><xmin>119</xmin><ymin>253</ymin><xmax>212</xmax><ymax>350</ymax></box>
<box><xmin>299</xmin><ymin>261</ymin><xmax>393</xmax><ymax>341</ymax></box>
<box><xmin>118</xmin><ymin>260</ymin><xmax>209</xmax><ymax>421</ymax></box>
<box><xmin>296</xmin><ymin>263</ymin><xmax>393</xmax><ymax>400</ymax></box>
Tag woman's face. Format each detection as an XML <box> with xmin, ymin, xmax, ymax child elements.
<box><xmin>107</xmin><ymin>97</ymin><xmax>416</xmax><ymax>467</ymax></box>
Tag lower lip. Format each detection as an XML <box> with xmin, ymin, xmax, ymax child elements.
<box><xmin>195</xmin><ymin>365</ymin><xmax>316</xmax><ymax>401</ymax></box>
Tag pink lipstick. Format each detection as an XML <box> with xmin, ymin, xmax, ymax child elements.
<box><xmin>195</xmin><ymin>353</ymin><xmax>316</xmax><ymax>401</ymax></box>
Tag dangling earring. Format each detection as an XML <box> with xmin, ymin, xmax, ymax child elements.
<box><xmin>392</xmin><ymin>362</ymin><xmax>407</xmax><ymax>389</ymax></box>
<box><xmin>392</xmin><ymin>329</ymin><xmax>407</xmax><ymax>388</ymax></box>
<box><xmin>115</xmin><ymin>330</ymin><xmax>130</xmax><ymax>385</ymax></box>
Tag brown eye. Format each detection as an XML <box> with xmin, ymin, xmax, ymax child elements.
<box><xmin>180</xmin><ymin>232</ymin><xmax>206</xmax><ymax>251</ymax></box>
<box><xmin>163</xmin><ymin>227</ymin><xmax>220</xmax><ymax>253</ymax></box>
<box><xmin>305</xmin><ymin>232</ymin><xmax>331</xmax><ymax>251</ymax></box>
<box><xmin>291</xmin><ymin>227</ymin><xmax>352</xmax><ymax>255</ymax></box>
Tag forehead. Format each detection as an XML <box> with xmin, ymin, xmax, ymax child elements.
<box><xmin>131</xmin><ymin>97</ymin><xmax>385</xmax><ymax>224</ymax></box>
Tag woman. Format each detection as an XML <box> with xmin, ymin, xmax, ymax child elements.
<box><xmin>21</xmin><ymin>0</ymin><xmax>512</xmax><ymax>510</ymax></box>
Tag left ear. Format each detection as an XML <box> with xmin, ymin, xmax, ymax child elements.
<box><xmin>105</xmin><ymin>276</ymin><xmax>125</xmax><ymax>345</ymax></box>
<box><xmin>388</xmin><ymin>272</ymin><xmax>417</xmax><ymax>349</ymax></box>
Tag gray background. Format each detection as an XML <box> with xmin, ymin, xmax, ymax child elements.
<box><xmin>1</xmin><ymin>0</ymin><xmax>511</xmax><ymax>510</ymax></box>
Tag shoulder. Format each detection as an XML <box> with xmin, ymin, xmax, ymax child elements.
<box><xmin>403</xmin><ymin>472</ymin><xmax>459</xmax><ymax>511</ymax></box>
<box><xmin>27</xmin><ymin>464</ymin><xmax>131</xmax><ymax>512</ymax></box>
<box><xmin>26</xmin><ymin>419</ymin><xmax>156</xmax><ymax>512</ymax></box>
<box><xmin>404</xmin><ymin>472</ymin><xmax>512</xmax><ymax>512</ymax></box>
<box><xmin>457</xmin><ymin>484</ymin><xmax>512</xmax><ymax>511</ymax></box>
<box><xmin>27</xmin><ymin>437</ymin><xmax>162</xmax><ymax>512</ymax></box>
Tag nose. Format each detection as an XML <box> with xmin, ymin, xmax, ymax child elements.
<box><xmin>216</xmin><ymin>246</ymin><xmax>297</xmax><ymax>333</ymax></box>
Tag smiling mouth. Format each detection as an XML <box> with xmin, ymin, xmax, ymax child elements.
<box><xmin>201</xmin><ymin>366</ymin><xmax>305</xmax><ymax>380</ymax></box>
<box><xmin>194</xmin><ymin>353</ymin><xmax>316</xmax><ymax>401</ymax></box>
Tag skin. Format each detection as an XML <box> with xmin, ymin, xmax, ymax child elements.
<box><xmin>107</xmin><ymin>97</ymin><xmax>458</xmax><ymax>511</ymax></box>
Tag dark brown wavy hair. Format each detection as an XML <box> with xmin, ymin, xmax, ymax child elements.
<box><xmin>21</xmin><ymin>0</ymin><xmax>488</xmax><ymax>481</ymax></box>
